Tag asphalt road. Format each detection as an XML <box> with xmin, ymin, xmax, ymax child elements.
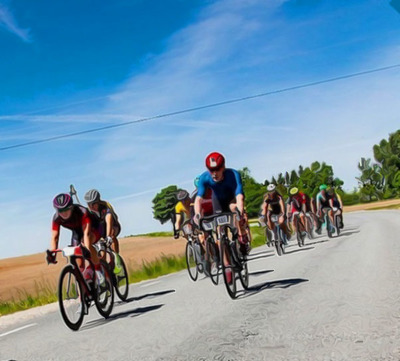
<box><xmin>1</xmin><ymin>211</ymin><xmax>400</xmax><ymax>361</ymax></box>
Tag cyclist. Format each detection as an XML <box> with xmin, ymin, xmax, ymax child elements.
<box><xmin>260</xmin><ymin>184</ymin><xmax>291</xmax><ymax>244</ymax></box>
<box><xmin>286</xmin><ymin>187</ymin><xmax>307</xmax><ymax>235</ymax></box>
<box><xmin>327</xmin><ymin>187</ymin><xmax>344</xmax><ymax>229</ymax></box>
<box><xmin>316</xmin><ymin>184</ymin><xmax>334</xmax><ymax>228</ymax></box>
<box><xmin>173</xmin><ymin>189</ymin><xmax>192</xmax><ymax>239</ymax></box>
<box><xmin>47</xmin><ymin>193</ymin><xmax>105</xmax><ymax>285</ymax></box>
<box><xmin>84</xmin><ymin>189</ymin><xmax>123</xmax><ymax>273</ymax></box>
<box><xmin>194</xmin><ymin>152</ymin><xmax>251</xmax><ymax>256</ymax></box>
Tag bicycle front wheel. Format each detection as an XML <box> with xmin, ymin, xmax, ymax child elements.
<box><xmin>238</xmin><ymin>256</ymin><xmax>249</xmax><ymax>290</ymax></box>
<box><xmin>113</xmin><ymin>255</ymin><xmax>129</xmax><ymax>301</ymax></box>
<box><xmin>221</xmin><ymin>237</ymin><xmax>237</xmax><ymax>299</ymax></box>
<box><xmin>58</xmin><ymin>265</ymin><xmax>85</xmax><ymax>331</ymax></box>
<box><xmin>185</xmin><ymin>242</ymin><xmax>198</xmax><ymax>282</ymax></box>
<box><xmin>208</xmin><ymin>240</ymin><xmax>220</xmax><ymax>286</ymax></box>
<box><xmin>95</xmin><ymin>262</ymin><xmax>114</xmax><ymax>318</ymax></box>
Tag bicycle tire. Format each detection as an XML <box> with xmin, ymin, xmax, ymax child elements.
<box><xmin>185</xmin><ymin>242</ymin><xmax>198</xmax><ymax>282</ymax></box>
<box><xmin>113</xmin><ymin>256</ymin><xmax>129</xmax><ymax>301</ymax></box>
<box><xmin>58</xmin><ymin>265</ymin><xmax>85</xmax><ymax>331</ymax></box>
<box><xmin>221</xmin><ymin>237</ymin><xmax>237</xmax><ymax>299</ymax></box>
<box><xmin>208</xmin><ymin>240</ymin><xmax>220</xmax><ymax>286</ymax></box>
<box><xmin>326</xmin><ymin>215</ymin><xmax>333</xmax><ymax>238</ymax></box>
<box><xmin>305</xmin><ymin>214</ymin><xmax>314</xmax><ymax>240</ymax></box>
<box><xmin>95</xmin><ymin>262</ymin><xmax>114</xmax><ymax>318</ymax></box>
<box><xmin>335</xmin><ymin>215</ymin><xmax>341</xmax><ymax>237</ymax></box>
<box><xmin>238</xmin><ymin>256</ymin><xmax>249</xmax><ymax>290</ymax></box>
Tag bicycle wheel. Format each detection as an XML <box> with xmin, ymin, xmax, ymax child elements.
<box><xmin>58</xmin><ymin>265</ymin><xmax>85</xmax><ymax>331</ymax></box>
<box><xmin>306</xmin><ymin>214</ymin><xmax>314</xmax><ymax>240</ymax></box>
<box><xmin>221</xmin><ymin>237</ymin><xmax>237</xmax><ymax>299</ymax></box>
<box><xmin>95</xmin><ymin>262</ymin><xmax>114</xmax><ymax>318</ymax></box>
<box><xmin>208</xmin><ymin>240</ymin><xmax>220</xmax><ymax>286</ymax></box>
<box><xmin>238</xmin><ymin>256</ymin><xmax>249</xmax><ymax>290</ymax></box>
<box><xmin>113</xmin><ymin>255</ymin><xmax>129</xmax><ymax>301</ymax></box>
<box><xmin>335</xmin><ymin>215</ymin><xmax>341</xmax><ymax>237</ymax></box>
<box><xmin>275</xmin><ymin>228</ymin><xmax>285</xmax><ymax>256</ymax></box>
<box><xmin>265</xmin><ymin>228</ymin><xmax>273</xmax><ymax>247</ymax></box>
<box><xmin>326</xmin><ymin>215</ymin><xmax>333</xmax><ymax>238</ymax></box>
<box><xmin>185</xmin><ymin>242</ymin><xmax>198</xmax><ymax>282</ymax></box>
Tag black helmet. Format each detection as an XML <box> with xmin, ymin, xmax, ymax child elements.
<box><xmin>176</xmin><ymin>189</ymin><xmax>189</xmax><ymax>201</ymax></box>
<box><xmin>84</xmin><ymin>189</ymin><xmax>101</xmax><ymax>203</ymax></box>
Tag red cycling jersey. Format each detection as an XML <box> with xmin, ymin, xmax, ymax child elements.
<box><xmin>52</xmin><ymin>205</ymin><xmax>92</xmax><ymax>242</ymax></box>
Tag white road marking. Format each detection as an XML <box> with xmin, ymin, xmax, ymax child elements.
<box><xmin>140</xmin><ymin>281</ymin><xmax>160</xmax><ymax>288</ymax></box>
<box><xmin>0</xmin><ymin>323</ymin><xmax>37</xmax><ymax>338</ymax></box>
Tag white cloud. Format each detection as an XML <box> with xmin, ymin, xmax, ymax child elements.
<box><xmin>0</xmin><ymin>3</ymin><xmax>31</xmax><ymax>42</ymax></box>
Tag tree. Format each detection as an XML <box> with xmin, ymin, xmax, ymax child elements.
<box><xmin>356</xmin><ymin>157</ymin><xmax>384</xmax><ymax>201</ymax></box>
<box><xmin>372</xmin><ymin>129</ymin><xmax>400</xmax><ymax>197</ymax></box>
<box><xmin>152</xmin><ymin>185</ymin><xmax>178</xmax><ymax>224</ymax></box>
<box><xmin>239</xmin><ymin>167</ymin><xmax>265</xmax><ymax>217</ymax></box>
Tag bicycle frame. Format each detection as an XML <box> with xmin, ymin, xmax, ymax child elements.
<box><xmin>54</xmin><ymin>246</ymin><xmax>95</xmax><ymax>298</ymax></box>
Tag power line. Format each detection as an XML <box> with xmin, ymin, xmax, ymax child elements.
<box><xmin>1</xmin><ymin>63</ymin><xmax>399</xmax><ymax>152</ymax></box>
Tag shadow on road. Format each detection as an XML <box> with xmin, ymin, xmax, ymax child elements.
<box><xmin>284</xmin><ymin>246</ymin><xmax>314</xmax><ymax>254</ymax></box>
<box><xmin>249</xmin><ymin>269</ymin><xmax>274</xmax><ymax>277</ymax></box>
<box><xmin>123</xmin><ymin>289</ymin><xmax>176</xmax><ymax>303</ymax></box>
<box><xmin>247</xmin><ymin>249</ymin><xmax>275</xmax><ymax>262</ymax></box>
<box><xmin>238</xmin><ymin>278</ymin><xmax>309</xmax><ymax>299</ymax></box>
<box><xmin>81</xmin><ymin>304</ymin><xmax>164</xmax><ymax>330</ymax></box>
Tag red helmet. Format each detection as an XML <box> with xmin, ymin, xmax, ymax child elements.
<box><xmin>205</xmin><ymin>152</ymin><xmax>225</xmax><ymax>171</ymax></box>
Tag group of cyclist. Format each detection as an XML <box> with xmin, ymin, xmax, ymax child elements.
<box><xmin>173</xmin><ymin>151</ymin><xmax>344</xmax><ymax>260</ymax></box>
<box><xmin>47</xmin><ymin>189</ymin><xmax>123</xmax><ymax>286</ymax></box>
<box><xmin>47</xmin><ymin>150</ymin><xmax>344</xmax><ymax>288</ymax></box>
<box><xmin>260</xmin><ymin>183</ymin><xmax>344</xmax><ymax>246</ymax></box>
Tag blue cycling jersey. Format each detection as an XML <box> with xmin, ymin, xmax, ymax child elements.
<box><xmin>197</xmin><ymin>168</ymin><xmax>243</xmax><ymax>210</ymax></box>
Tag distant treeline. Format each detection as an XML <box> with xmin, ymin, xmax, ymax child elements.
<box><xmin>152</xmin><ymin>129</ymin><xmax>400</xmax><ymax>221</ymax></box>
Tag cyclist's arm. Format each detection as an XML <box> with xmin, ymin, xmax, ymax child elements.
<box><xmin>50</xmin><ymin>229</ymin><xmax>60</xmax><ymax>251</ymax></box>
<box><xmin>236</xmin><ymin>193</ymin><xmax>245</xmax><ymax>215</ymax></box>
<box><xmin>337</xmin><ymin>194</ymin><xmax>343</xmax><ymax>209</ymax></box>
<box><xmin>279</xmin><ymin>197</ymin><xmax>286</xmax><ymax>217</ymax></box>
<box><xmin>174</xmin><ymin>213</ymin><xmax>182</xmax><ymax>231</ymax></box>
<box><xmin>261</xmin><ymin>200</ymin><xmax>268</xmax><ymax>217</ymax></box>
<box><xmin>105</xmin><ymin>212</ymin><xmax>113</xmax><ymax>237</ymax></box>
<box><xmin>194</xmin><ymin>195</ymin><xmax>203</xmax><ymax>217</ymax></box>
<box><xmin>82</xmin><ymin>221</ymin><xmax>92</xmax><ymax>250</ymax></box>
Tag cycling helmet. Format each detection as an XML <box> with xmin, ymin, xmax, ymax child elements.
<box><xmin>176</xmin><ymin>189</ymin><xmax>189</xmax><ymax>201</ymax></box>
<box><xmin>319</xmin><ymin>184</ymin><xmax>328</xmax><ymax>191</ymax></box>
<box><xmin>205</xmin><ymin>152</ymin><xmax>225</xmax><ymax>171</ymax></box>
<box><xmin>267</xmin><ymin>184</ymin><xmax>276</xmax><ymax>192</ymax></box>
<box><xmin>194</xmin><ymin>175</ymin><xmax>201</xmax><ymax>188</ymax></box>
<box><xmin>84</xmin><ymin>189</ymin><xmax>101</xmax><ymax>203</ymax></box>
<box><xmin>53</xmin><ymin>193</ymin><xmax>72</xmax><ymax>210</ymax></box>
<box><xmin>327</xmin><ymin>187</ymin><xmax>335</xmax><ymax>195</ymax></box>
<box><xmin>289</xmin><ymin>187</ymin><xmax>299</xmax><ymax>195</ymax></box>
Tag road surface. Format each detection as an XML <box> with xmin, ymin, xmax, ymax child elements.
<box><xmin>1</xmin><ymin>211</ymin><xmax>399</xmax><ymax>361</ymax></box>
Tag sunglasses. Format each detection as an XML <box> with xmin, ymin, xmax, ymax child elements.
<box><xmin>208</xmin><ymin>166</ymin><xmax>223</xmax><ymax>172</ymax></box>
<box><xmin>59</xmin><ymin>206</ymin><xmax>73</xmax><ymax>213</ymax></box>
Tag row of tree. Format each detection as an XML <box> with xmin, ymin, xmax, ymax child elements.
<box><xmin>152</xmin><ymin>129</ymin><xmax>400</xmax><ymax>223</ymax></box>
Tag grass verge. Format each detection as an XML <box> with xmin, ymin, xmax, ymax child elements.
<box><xmin>0</xmin><ymin>227</ymin><xmax>266</xmax><ymax>317</ymax></box>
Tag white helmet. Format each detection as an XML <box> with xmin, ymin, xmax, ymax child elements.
<box><xmin>267</xmin><ymin>184</ymin><xmax>276</xmax><ymax>192</ymax></box>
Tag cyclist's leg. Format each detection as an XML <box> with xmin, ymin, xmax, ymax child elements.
<box><xmin>110</xmin><ymin>224</ymin><xmax>121</xmax><ymax>254</ymax></box>
<box><xmin>291</xmin><ymin>212</ymin><xmax>299</xmax><ymax>233</ymax></box>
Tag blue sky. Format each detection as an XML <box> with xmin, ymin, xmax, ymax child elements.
<box><xmin>1</xmin><ymin>0</ymin><xmax>400</xmax><ymax>259</ymax></box>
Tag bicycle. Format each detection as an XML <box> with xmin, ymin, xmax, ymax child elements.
<box><xmin>201</xmin><ymin>211</ymin><xmax>249</xmax><ymax>299</ymax></box>
<box><xmin>93</xmin><ymin>238</ymin><xmax>129</xmax><ymax>301</ymax></box>
<box><xmin>292</xmin><ymin>212</ymin><xmax>307</xmax><ymax>247</ymax></box>
<box><xmin>321</xmin><ymin>208</ymin><xmax>339</xmax><ymax>238</ymax></box>
<box><xmin>47</xmin><ymin>245</ymin><xmax>114</xmax><ymax>331</ymax></box>
<box><xmin>180</xmin><ymin>220</ymin><xmax>205</xmax><ymax>282</ymax></box>
<box><xmin>265</xmin><ymin>214</ymin><xmax>287</xmax><ymax>256</ymax></box>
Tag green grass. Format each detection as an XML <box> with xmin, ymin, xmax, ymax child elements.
<box><xmin>125</xmin><ymin>231</ymin><xmax>174</xmax><ymax>237</ymax></box>
<box><xmin>366</xmin><ymin>204</ymin><xmax>400</xmax><ymax>211</ymax></box>
<box><xmin>0</xmin><ymin>227</ymin><xmax>267</xmax><ymax>317</ymax></box>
